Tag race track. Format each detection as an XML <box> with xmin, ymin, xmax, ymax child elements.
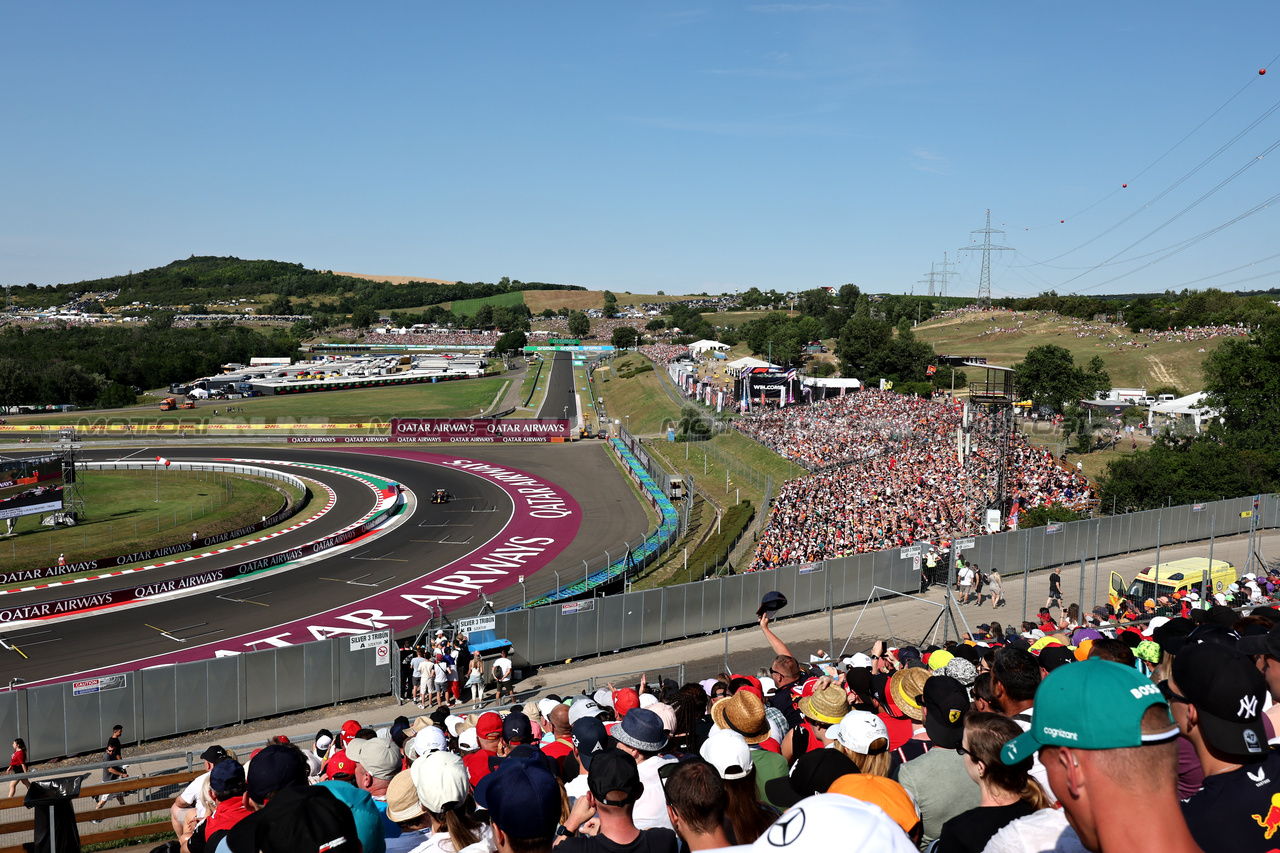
<box><xmin>2</xmin><ymin>437</ymin><xmax>647</xmax><ymax>685</ymax></box>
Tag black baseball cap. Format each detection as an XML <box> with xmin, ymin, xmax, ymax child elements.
<box><xmin>1152</xmin><ymin>617</ymin><xmax>1196</xmax><ymax>654</ymax></box>
<box><xmin>250</xmin><ymin>786</ymin><xmax>360</xmax><ymax>853</ymax></box>
<box><xmin>1238</xmin><ymin>623</ymin><xmax>1280</xmax><ymax>659</ymax></box>
<box><xmin>764</xmin><ymin>749</ymin><xmax>858</xmax><ymax>809</ymax></box>
<box><xmin>757</xmin><ymin>591</ymin><xmax>787</xmax><ymax>618</ymax></box>
<box><xmin>1038</xmin><ymin>646</ymin><xmax>1076</xmax><ymax>673</ymax></box>
<box><xmin>586</xmin><ymin>748</ymin><xmax>644</xmax><ymax>807</ymax></box>
<box><xmin>1172</xmin><ymin>643</ymin><xmax>1268</xmax><ymax>759</ymax></box>
<box><xmin>921</xmin><ymin>675</ymin><xmax>969</xmax><ymax>750</ymax></box>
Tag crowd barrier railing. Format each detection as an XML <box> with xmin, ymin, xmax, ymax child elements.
<box><xmin>489</xmin><ymin>493</ymin><xmax>1277</xmax><ymax>668</ymax></box>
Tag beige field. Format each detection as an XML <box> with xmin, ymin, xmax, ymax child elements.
<box><xmin>913</xmin><ymin>311</ymin><xmax>1227</xmax><ymax>393</ymax></box>
<box><xmin>333</xmin><ymin>271</ymin><xmax>456</xmax><ymax>285</ymax></box>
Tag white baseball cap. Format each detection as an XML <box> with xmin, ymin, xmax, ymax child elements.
<box><xmin>456</xmin><ymin>728</ymin><xmax>479</xmax><ymax>752</ymax></box>
<box><xmin>828</xmin><ymin>711</ymin><xmax>889</xmax><ymax>755</ymax></box>
<box><xmin>1142</xmin><ymin>616</ymin><xmax>1171</xmax><ymax>637</ymax></box>
<box><xmin>570</xmin><ymin>698</ymin><xmax>606</xmax><ymax>725</ymax></box>
<box><xmin>749</xmin><ymin>794</ymin><xmax>918</xmax><ymax>852</ymax></box>
<box><xmin>699</xmin><ymin>730</ymin><xmax>753</xmax><ymax>780</ymax></box>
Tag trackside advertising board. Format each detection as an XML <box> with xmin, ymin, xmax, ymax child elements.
<box><xmin>388</xmin><ymin>419</ymin><xmax>570</xmax><ymax>442</ymax></box>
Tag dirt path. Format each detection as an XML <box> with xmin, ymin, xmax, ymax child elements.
<box><xmin>1145</xmin><ymin>354</ymin><xmax>1177</xmax><ymax>387</ymax></box>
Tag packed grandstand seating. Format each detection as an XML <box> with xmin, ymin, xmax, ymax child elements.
<box><xmin>363</xmin><ymin>330</ymin><xmax>498</xmax><ymax>347</ymax></box>
<box><xmin>637</xmin><ymin>343</ymin><xmax>691</xmax><ymax>367</ymax></box>
<box><xmin>739</xmin><ymin>390</ymin><xmax>1094</xmax><ymax>571</ymax></box>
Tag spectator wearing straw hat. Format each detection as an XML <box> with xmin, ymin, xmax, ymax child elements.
<box><xmin>888</xmin><ymin>667</ymin><xmax>932</xmax><ymax>766</ymax></box>
<box><xmin>383</xmin><ymin>770</ymin><xmax>432</xmax><ymax>852</ymax></box>
<box><xmin>709</xmin><ymin>690</ymin><xmax>788</xmax><ymax>806</ymax></box>
<box><xmin>781</xmin><ymin>680</ymin><xmax>849</xmax><ymax>762</ymax></box>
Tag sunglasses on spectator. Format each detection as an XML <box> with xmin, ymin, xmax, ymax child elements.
<box><xmin>1158</xmin><ymin>680</ymin><xmax>1190</xmax><ymax>705</ymax></box>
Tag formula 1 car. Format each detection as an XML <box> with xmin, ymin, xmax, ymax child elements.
<box><xmin>431</xmin><ymin>489</ymin><xmax>452</xmax><ymax>504</ymax></box>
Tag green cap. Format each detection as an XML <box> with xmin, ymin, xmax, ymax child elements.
<box><xmin>1001</xmin><ymin>659</ymin><xmax>1178</xmax><ymax>765</ymax></box>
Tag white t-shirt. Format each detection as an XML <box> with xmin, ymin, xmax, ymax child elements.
<box><xmin>982</xmin><ymin>805</ymin><xmax>1089</xmax><ymax>853</ymax></box>
<box><xmin>632</xmin><ymin>755</ymin><xmax>677</xmax><ymax>831</ymax></box>
<box><xmin>179</xmin><ymin>771</ymin><xmax>211</xmax><ymax>819</ymax></box>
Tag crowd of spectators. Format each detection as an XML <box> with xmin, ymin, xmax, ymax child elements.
<box><xmin>742</xmin><ymin>390</ymin><xmax>1093</xmax><ymax>571</ymax></box>
<box><xmin>364</xmin><ymin>331</ymin><xmax>498</xmax><ymax>347</ymax></box>
<box><xmin>120</xmin><ymin>593</ymin><xmax>1280</xmax><ymax>853</ymax></box>
<box><xmin>529</xmin><ymin>316</ymin><xmax>677</xmax><ymax>341</ymax></box>
<box><xmin>636</xmin><ymin>344</ymin><xmax>692</xmax><ymax>367</ymax></box>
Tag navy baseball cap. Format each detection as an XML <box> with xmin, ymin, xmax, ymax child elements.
<box><xmin>474</xmin><ymin>757</ymin><xmax>561</xmax><ymax>839</ymax></box>
<box><xmin>209</xmin><ymin>759</ymin><xmax>245</xmax><ymax>795</ymax></box>
<box><xmin>246</xmin><ymin>743</ymin><xmax>308</xmax><ymax>803</ymax></box>
<box><xmin>571</xmin><ymin>717</ymin><xmax>612</xmax><ymax>770</ymax></box>
<box><xmin>503</xmin><ymin>711</ymin><xmax>533</xmax><ymax>744</ymax></box>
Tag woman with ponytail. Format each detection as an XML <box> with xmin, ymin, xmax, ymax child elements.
<box><xmin>935</xmin><ymin>712</ymin><xmax>1049</xmax><ymax>853</ymax></box>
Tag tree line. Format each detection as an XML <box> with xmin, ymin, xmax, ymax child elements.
<box><xmin>21</xmin><ymin>257</ymin><xmax>584</xmax><ymax>316</ymax></box>
<box><xmin>0</xmin><ymin>322</ymin><xmax>297</xmax><ymax>410</ymax></box>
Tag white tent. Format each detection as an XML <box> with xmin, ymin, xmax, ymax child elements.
<box><xmin>1148</xmin><ymin>391</ymin><xmax>1216</xmax><ymax>433</ymax></box>
<box><xmin>689</xmin><ymin>339</ymin><xmax>730</xmax><ymax>355</ymax></box>
<box><xmin>726</xmin><ymin>356</ymin><xmax>775</xmax><ymax>373</ymax></box>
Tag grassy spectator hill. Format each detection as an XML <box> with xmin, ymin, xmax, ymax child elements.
<box><xmin>911</xmin><ymin>310</ymin><xmax>1223</xmax><ymax>395</ymax></box>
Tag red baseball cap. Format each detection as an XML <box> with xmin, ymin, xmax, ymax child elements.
<box><xmin>476</xmin><ymin>712</ymin><xmax>503</xmax><ymax>740</ymax></box>
<box><xmin>612</xmin><ymin>688</ymin><xmax>640</xmax><ymax>718</ymax></box>
<box><xmin>325</xmin><ymin>752</ymin><xmax>355</xmax><ymax>778</ymax></box>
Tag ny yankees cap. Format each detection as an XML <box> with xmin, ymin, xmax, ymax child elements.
<box><xmin>1002</xmin><ymin>659</ymin><xmax>1178</xmax><ymax>765</ymax></box>
<box><xmin>1172</xmin><ymin>642</ymin><xmax>1268</xmax><ymax>758</ymax></box>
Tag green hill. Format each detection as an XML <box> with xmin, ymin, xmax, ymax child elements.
<box><xmin>24</xmin><ymin>256</ymin><xmax>584</xmax><ymax>315</ymax></box>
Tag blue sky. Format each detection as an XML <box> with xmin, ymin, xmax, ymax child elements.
<box><xmin>4</xmin><ymin>3</ymin><xmax>1279</xmax><ymax>298</ymax></box>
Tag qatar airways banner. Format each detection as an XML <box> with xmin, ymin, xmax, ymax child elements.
<box><xmin>390</xmin><ymin>418</ymin><xmax>570</xmax><ymax>442</ymax></box>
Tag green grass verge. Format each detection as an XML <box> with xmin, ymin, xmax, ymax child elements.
<box><xmin>14</xmin><ymin>375</ymin><xmax>511</xmax><ymax>427</ymax></box>
<box><xmin>684</xmin><ymin>500</ymin><xmax>754</xmax><ymax>580</ymax></box>
<box><xmin>0</xmin><ymin>470</ymin><xmax>301</xmax><ymax>588</ymax></box>
<box><xmin>598</xmin><ymin>354</ymin><xmax>682</xmax><ymax>435</ymax></box>
<box><xmin>448</xmin><ymin>291</ymin><xmax>527</xmax><ymax>315</ymax></box>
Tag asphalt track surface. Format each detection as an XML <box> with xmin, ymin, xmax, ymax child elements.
<box><xmin>537</xmin><ymin>350</ymin><xmax>578</xmax><ymax>421</ymax></box>
<box><xmin>1</xmin><ymin>426</ymin><xmax>648</xmax><ymax>683</ymax></box>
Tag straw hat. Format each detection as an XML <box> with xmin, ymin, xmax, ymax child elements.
<box><xmin>799</xmin><ymin>683</ymin><xmax>851</xmax><ymax>726</ymax></box>
<box><xmin>710</xmin><ymin>691</ymin><xmax>770</xmax><ymax>744</ymax></box>
<box><xmin>889</xmin><ymin>668</ymin><xmax>930</xmax><ymax>722</ymax></box>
